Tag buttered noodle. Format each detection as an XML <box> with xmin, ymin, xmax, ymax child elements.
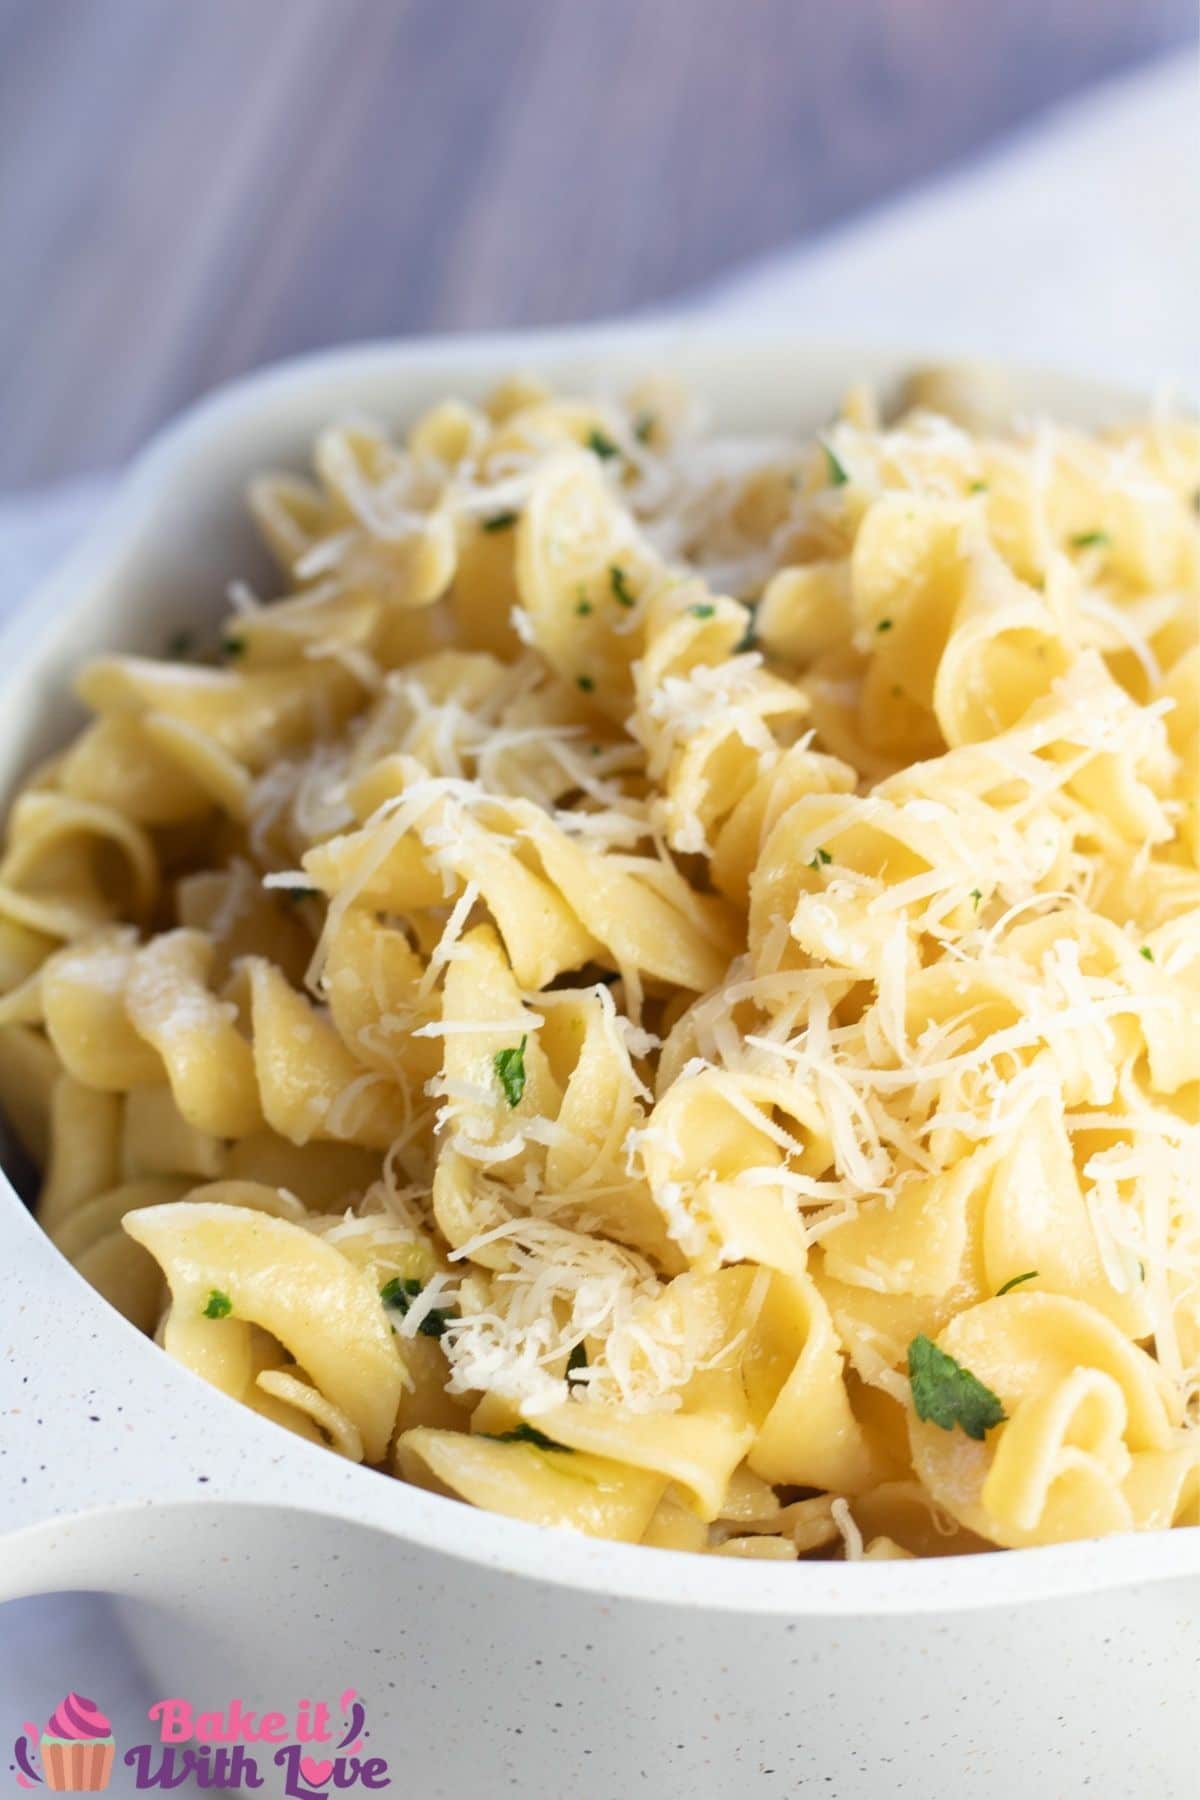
<box><xmin>2</xmin><ymin>366</ymin><xmax>1198</xmax><ymax>1558</ymax></box>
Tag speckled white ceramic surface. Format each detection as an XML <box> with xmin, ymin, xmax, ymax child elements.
<box><xmin>0</xmin><ymin>331</ymin><xmax>1197</xmax><ymax>1799</ymax></box>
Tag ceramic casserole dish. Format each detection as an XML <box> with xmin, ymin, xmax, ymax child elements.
<box><xmin>0</xmin><ymin>328</ymin><xmax>1195</xmax><ymax>1800</ymax></box>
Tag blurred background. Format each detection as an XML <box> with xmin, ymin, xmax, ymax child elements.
<box><xmin>0</xmin><ymin>0</ymin><xmax>1195</xmax><ymax>491</ymax></box>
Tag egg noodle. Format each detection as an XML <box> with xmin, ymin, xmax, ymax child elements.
<box><xmin>1</xmin><ymin>366</ymin><xmax>1198</xmax><ymax>1560</ymax></box>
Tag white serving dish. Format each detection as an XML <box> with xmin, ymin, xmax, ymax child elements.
<box><xmin>0</xmin><ymin>328</ymin><xmax>1196</xmax><ymax>1799</ymax></box>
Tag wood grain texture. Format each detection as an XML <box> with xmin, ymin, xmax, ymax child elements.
<box><xmin>0</xmin><ymin>0</ymin><xmax>1193</xmax><ymax>488</ymax></box>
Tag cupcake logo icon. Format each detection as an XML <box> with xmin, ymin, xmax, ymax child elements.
<box><xmin>12</xmin><ymin>1696</ymin><xmax>115</xmax><ymax>1792</ymax></box>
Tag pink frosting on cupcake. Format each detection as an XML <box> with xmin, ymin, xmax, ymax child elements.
<box><xmin>44</xmin><ymin>1694</ymin><xmax>112</xmax><ymax>1742</ymax></box>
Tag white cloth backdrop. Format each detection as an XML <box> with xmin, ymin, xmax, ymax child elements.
<box><xmin>1</xmin><ymin>48</ymin><xmax>1195</xmax><ymax>1743</ymax></box>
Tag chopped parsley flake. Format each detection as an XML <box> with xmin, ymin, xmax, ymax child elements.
<box><xmin>587</xmin><ymin>428</ymin><xmax>620</xmax><ymax>460</ymax></box>
<box><xmin>609</xmin><ymin>564</ymin><xmax>636</xmax><ymax>608</ymax></box>
<box><xmin>735</xmin><ymin>605</ymin><xmax>758</xmax><ymax>653</ymax></box>
<box><xmin>996</xmin><ymin>1271</ymin><xmax>1038</xmax><ymax>1296</ymax></box>
<box><xmin>808</xmin><ymin>847</ymin><xmax>833</xmax><ymax>870</ymax></box>
<box><xmin>1070</xmin><ymin>529</ymin><xmax>1111</xmax><ymax>550</ymax></box>
<box><xmin>482</xmin><ymin>510</ymin><xmax>518</xmax><ymax>533</ymax></box>
<box><xmin>577</xmin><ymin>674</ymin><xmax>595</xmax><ymax>693</ymax></box>
<box><xmin>380</xmin><ymin>1276</ymin><xmax>456</xmax><ymax>1339</ymax></box>
<box><xmin>824</xmin><ymin>443</ymin><xmax>850</xmax><ymax>486</ymax></box>
<box><xmin>969</xmin><ymin>480</ymin><xmax>988</xmax><ymax>494</ymax></box>
<box><xmin>876</xmin><ymin>618</ymin><xmax>894</xmax><ymax>633</ymax></box>
<box><xmin>575</xmin><ymin>598</ymin><xmax>593</xmax><ymax>616</ymax></box>
<box><xmin>970</xmin><ymin>888</ymin><xmax>983</xmax><ymax>908</ymax></box>
<box><xmin>1139</xmin><ymin>945</ymin><xmax>1154</xmax><ymax>961</ymax></box>
<box><xmin>908</xmin><ymin>1335</ymin><xmax>1006</xmax><ymax>1441</ymax></box>
<box><xmin>493</xmin><ymin>1036</ymin><xmax>528</xmax><ymax>1107</ymax></box>
<box><xmin>221</xmin><ymin>635</ymin><xmax>245</xmax><ymax>659</ymax></box>
<box><xmin>484</xmin><ymin>1423</ymin><xmax>572</xmax><ymax>1453</ymax></box>
<box><xmin>203</xmin><ymin>1289</ymin><xmax>232</xmax><ymax>1320</ymax></box>
<box><xmin>633</xmin><ymin>413</ymin><xmax>655</xmax><ymax>444</ymax></box>
<box><xmin>688</xmin><ymin>603</ymin><xmax>716</xmax><ymax>619</ymax></box>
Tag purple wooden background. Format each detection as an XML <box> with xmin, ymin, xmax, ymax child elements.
<box><xmin>0</xmin><ymin>0</ymin><xmax>1193</xmax><ymax>487</ymax></box>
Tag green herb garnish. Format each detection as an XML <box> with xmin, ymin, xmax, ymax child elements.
<box><xmin>688</xmin><ymin>603</ymin><xmax>716</xmax><ymax>620</ymax></box>
<box><xmin>482</xmin><ymin>510</ymin><xmax>518</xmax><ymax>533</ymax></box>
<box><xmin>876</xmin><ymin>618</ymin><xmax>894</xmax><ymax>633</ymax></box>
<box><xmin>968</xmin><ymin>480</ymin><xmax>988</xmax><ymax>494</ymax></box>
<box><xmin>969</xmin><ymin>888</ymin><xmax>983</xmax><ymax>909</ymax></box>
<box><xmin>577</xmin><ymin>674</ymin><xmax>595</xmax><ymax>693</ymax></box>
<box><xmin>203</xmin><ymin>1289</ymin><xmax>232</xmax><ymax>1320</ymax></box>
<box><xmin>824</xmin><ymin>443</ymin><xmax>850</xmax><ymax>487</ymax></box>
<box><xmin>221</xmin><ymin>635</ymin><xmax>246</xmax><ymax>659</ymax></box>
<box><xmin>575</xmin><ymin>599</ymin><xmax>593</xmax><ymax>616</ymax></box>
<box><xmin>996</xmin><ymin>1271</ymin><xmax>1038</xmax><ymax>1296</ymax></box>
<box><xmin>587</xmin><ymin>429</ymin><xmax>620</xmax><ymax>461</ymax></box>
<box><xmin>734</xmin><ymin>604</ymin><xmax>758</xmax><ymax>653</ymax></box>
<box><xmin>807</xmin><ymin>847</ymin><xmax>833</xmax><ymax>870</ymax></box>
<box><xmin>1139</xmin><ymin>945</ymin><xmax>1154</xmax><ymax>962</ymax></box>
<box><xmin>493</xmin><ymin>1036</ymin><xmax>528</xmax><ymax>1107</ymax></box>
<box><xmin>633</xmin><ymin>413</ymin><xmax>655</xmax><ymax>445</ymax></box>
<box><xmin>907</xmin><ymin>1335</ymin><xmax>1006</xmax><ymax>1441</ymax></box>
<box><xmin>485</xmin><ymin>1423</ymin><xmax>572</xmax><ymax>1452</ymax></box>
<box><xmin>609</xmin><ymin>564</ymin><xmax>636</xmax><ymax>608</ymax></box>
<box><xmin>380</xmin><ymin>1276</ymin><xmax>456</xmax><ymax>1339</ymax></box>
<box><xmin>1070</xmin><ymin>530</ymin><xmax>1111</xmax><ymax>550</ymax></box>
